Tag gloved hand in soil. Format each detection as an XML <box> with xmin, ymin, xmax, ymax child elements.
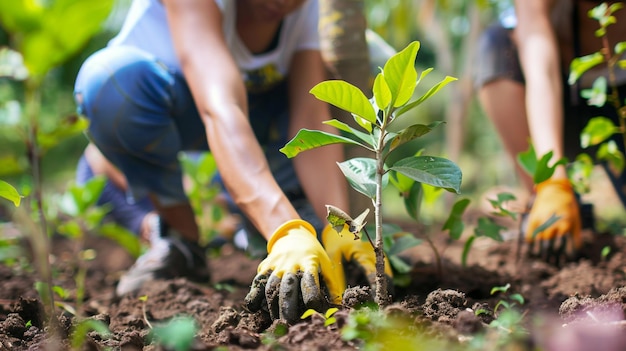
<box><xmin>321</xmin><ymin>224</ymin><xmax>393</xmax><ymax>295</ymax></box>
<box><xmin>244</xmin><ymin>220</ymin><xmax>345</xmax><ymax>324</ymax></box>
<box><xmin>524</xmin><ymin>178</ymin><xmax>582</xmax><ymax>263</ymax></box>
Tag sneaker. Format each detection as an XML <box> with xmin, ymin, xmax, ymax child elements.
<box><xmin>116</xmin><ymin>216</ymin><xmax>210</xmax><ymax>296</ymax></box>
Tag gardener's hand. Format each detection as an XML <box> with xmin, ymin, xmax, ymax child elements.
<box><xmin>524</xmin><ymin>178</ymin><xmax>582</xmax><ymax>263</ymax></box>
<box><xmin>321</xmin><ymin>224</ymin><xmax>393</xmax><ymax>295</ymax></box>
<box><xmin>244</xmin><ymin>220</ymin><xmax>345</xmax><ymax>324</ymax></box>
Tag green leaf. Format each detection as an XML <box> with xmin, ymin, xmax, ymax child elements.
<box><xmin>522</xmin><ymin>149</ymin><xmax>568</xmax><ymax>185</ymax></box>
<box><xmin>597</xmin><ymin>140</ymin><xmax>625</xmax><ymax>175</ymax></box>
<box><xmin>23</xmin><ymin>0</ymin><xmax>115</xmax><ymax>77</ymax></box>
<box><xmin>373</xmin><ymin>72</ymin><xmax>392</xmax><ymax>111</ymax></box>
<box><xmin>402</xmin><ymin>181</ymin><xmax>423</xmax><ymax>221</ymax></box>
<box><xmin>581</xmin><ymin>116</ymin><xmax>618</xmax><ymax>148</ymax></box>
<box><xmin>517</xmin><ymin>143</ymin><xmax>537</xmax><ymax>177</ymax></box>
<box><xmin>337</xmin><ymin>158</ymin><xmax>386</xmax><ymax>199</ymax></box>
<box><xmin>323</xmin><ymin>119</ymin><xmax>375</xmax><ymax>148</ymax></box>
<box><xmin>487</xmin><ymin>192</ymin><xmax>518</xmax><ymax>220</ymax></box>
<box><xmin>151</xmin><ymin>316</ymin><xmax>198</xmax><ymax>351</ymax></box>
<box><xmin>615</xmin><ymin>41</ymin><xmax>626</xmax><ymax>54</ymax></box>
<box><xmin>389</xmin><ymin>156</ymin><xmax>462</xmax><ymax>193</ymax></box>
<box><xmin>70</xmin><ymin>319</ymin><xmax>111</xmax><ymax>349</ymax></box>
<box><xmin>37</xmin><ymin>115</ymin><xmax>89</xmax><ymax>152</ymax></box>
<box><xmin>568</xmin><ymin>153</ymin><xmax>594</xmax><ymax>194</ymax></box>
<box><xmin>389</xmin><ymin>169</ymin><xmax>416</xmax><ymax>194</ymax></box>
<box><xmin>389</xmin><ymin>121</ymin><xmax>445</xmax><ymax>151</ymax></box>
<box><xmin>280</xmin><ymin>129</ymin><xmax>366</xmax><ymax>158</ymax></box>
<box><xmin>301</xmin><ymin>309</ymin><xmax>318</xmax><ymax>319</ymax></box>
<box><xmin>324</xmin><ymin>317</ymin><xmax>337</xmax><ymax>327</ymax></box>
<box><xmin>461</xmin><ymin>235</ymin><xmax>475</xmax><ymax>267</ymax></box>
<box><xmin>0</xmin><ymin>156</ymin><xmax>24</xmax><ymax>176</ymax></box>
<box><xmin>534</xmin><ymin>153</ymin><xmax>568</xmax><ymax>185</ymax></box>
<box><xmin>383</xmin><ymin>41</ymin><xmax>420</xmax><ymax>107</ymax></box>
<box><xmin>387</xmin><ymin>233</ymin><xmax>422</xmax><ymax>256</ymax></box>
<box><xmin>442</xmin><ymin>198</ymin><xmax>470</xmax><ymax>240</ymax></box>
<box><xmin>310</xmin><ymin>80</ymin><xmax>377</xmax><ymax>123</ymax></box>
<box><xmin>325</xmin><ymin>307</ymin><xmax>339</xmax><ymax>319</ymax></box>
<box><xmin>389</xmin><ymin>76</ymin><xmax>457</xmax><ymax>132</ymax></box>
<box><xmin>0</xmin><ymin>1</ymin><xmax>44</xmax><ymax>35</ymax></box>
<box><xmin>100</xmin><ymin>223</ymin><xmax>143</xmax><ymax>259</ymax></box>
<box><xmin>389</xmin><ymin>254</ymin><xmax>412</xmax><ymax>274</ymax></box>
<box><xmin>580</xmin><ymin>76</ymin><xmax>607</xmax><ymax>107</ymax></box>
<box><xmin>0</xmin><ymin>180</ymin><xmax>22</xmax><ymax>206</ymax></box>
<box><xmin>569</xmin><ymin>52</ymin><xmax>604</xmax><ymax>85</ymax></box>
<box><xmin>490</xmin><ymin>283</ymin><xmax>511</xmax><ymax>295</ymax></box>
<box><xmin>474</xmin><ymin>217</ymin><xmax>505</xmax><ymax>242</ymax></box>
<box><xmin>510</xmin><ymin>293</ymin><xmax>525</xmax><ymax>305</ymax></box>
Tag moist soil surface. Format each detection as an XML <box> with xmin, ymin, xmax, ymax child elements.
<box><xmin>1</xmin><ymin>216</ymin><xmax>626</xmax><ymax>350</ymax></box>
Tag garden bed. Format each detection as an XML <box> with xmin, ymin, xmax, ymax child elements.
<box><xmin>1</xmin><ymin>219</ymin><xmax>626</xmax><ymax>350</ymax></box>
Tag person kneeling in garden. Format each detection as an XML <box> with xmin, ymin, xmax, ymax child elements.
<box><xmin>475</xmin><ymin>0</ymin><xmax>626</xmax><ymax>261</ymax></box>
<box><xmin>73</xmin><ymin>0</ymin><xmax>390</xmax><ymax>323</ymax></box>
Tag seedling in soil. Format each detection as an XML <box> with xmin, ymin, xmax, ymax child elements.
<box><xmin>261</xmin><ymin>323</ymin><xmax>288</xmax><ymax>351</ymax></box>
<box><xmin>149</xmin><ymin>316</ymin><xmax>198</xmax><ymax>351</ymax></box>
<box><xmin>281</xmin><ymin>41</ymin><xmax>461</xmax><ymax>305</ymax></box>
<box><xmin>69</xmin><ymin>318</ymin><xmax>111</xmax><ymax>351</ymax></box>
<box><xmin>179</xmin><ymin>151</ymin><xmax>231</xmax><ymax>248</ymax></box>
<box><xmin>139</xmin><ymin>295</ymin><xmax>153</xmax><ymax>329</ymax></box>
<box><xmin>54</xmin><ymin>176</ymin><xmax>142</xmax><ymax>315</ymax></box>
<box><xmin>475</xmin><ymin>284</ymin><xmax>526</xmax><ymax>337</ymax></box>
<box><xmin>301</xmin><ymin>307</ymin><xmax>339</xmax><ymax>327</ymax></box>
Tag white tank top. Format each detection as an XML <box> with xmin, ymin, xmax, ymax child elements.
<box><xmin>108</xmin><ymin>0</ymin><xmax>320</xmax><ymax>91</ymax></box>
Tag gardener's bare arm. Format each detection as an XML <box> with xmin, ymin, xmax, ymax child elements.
<box><xmin>287</xmin><ymin>49</ymin><xmax>350</xmax><ymax>220</ymax></box>
<box><xmin>514</xmin><ymin>0</ymin><xmax>567</xmax><ymax>179</ymax></box>
<box><xmin>163</xmin><ymin>0</ymin><xmax>298</xmax><ymax>239</ymax></box>
<box><xmin>514</xmin><ymin>0</ymin><xmax>582</xmax><ymax>258</ymax></box>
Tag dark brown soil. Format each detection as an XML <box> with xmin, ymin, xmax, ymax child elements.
<box><xmin>1</xmin><ymin>219</ymin><xmax>626</xmax><ymax>350</ymax></box>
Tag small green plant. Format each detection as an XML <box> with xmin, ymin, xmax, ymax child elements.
<box><xmin>301</xmin><ymin>307</ymin><xmax>339</xmax><ymax>327</ymax></box>
<box><xmin>601</xmin><ymin>245</ymin><xmax>612</xmax><ymax>260</ymax></box>
<box><xmin>484</xmin><ymin>284</ymin><xmax>527</xmax><ymax>341</ymax></box>
<box><xmin>69</xmin><ymin>318</ymin><xmax>111</xmax><ymax>350</ymax></box>
<box><xmin>569</xmin><ymin>2</ymin><xmax>626</xmax><ymax>183</ymax></box>
<box><xmin>341</xmin><ymin>307</ymin><xmax>452</xmax><ymax>350</ymax></box>
<box><xmin>260</xmin><ymin>322</ymin><xmax>288</xmax><ymax>351</ymax></box>
<box><xmin>179</xmin><ymin>151</ymin><xmax>231</xmax><ymax>247</ymax></box>
<box><xmin>139</xmin><ymin>295</ymin><xmax>153</xmax><ymax>329</ymax></box>
<box><xmin>149</xmin><ymin>315</ymin><xmax>198</xmax><ymax>351</ymax></box>
<box><xmin>53</xmin><ymin>176</ymin><xmax>142</xmax><ymax>315</ymax></box>
<box><xmin>281</xmin><ymin>41</ymin><xmax>461</xmax><ymax>305</ymax></box>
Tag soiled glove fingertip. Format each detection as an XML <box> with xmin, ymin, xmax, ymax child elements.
<box><xmin>245</xmin><ymin>273</ymin><xmax>268</xmax><ymax>312</ymax></box>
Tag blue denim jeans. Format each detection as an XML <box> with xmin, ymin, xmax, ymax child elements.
<box><xmin>74</xmin><ymin>45</ymin><xmax>324</xmax><ymax>238</ymax></box>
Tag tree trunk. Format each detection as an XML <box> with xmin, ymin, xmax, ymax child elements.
<box><xmin>319</xmin><ymin>0</ymin><xmax>373</xmax><ymax>219</ymax></box>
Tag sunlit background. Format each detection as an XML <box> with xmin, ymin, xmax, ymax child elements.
<box><xmin>1</xmin><ymin>0</ymin><xmax>624</xmax><ymax>233</ymax></box>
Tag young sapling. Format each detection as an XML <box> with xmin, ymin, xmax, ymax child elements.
<box><xmin>281</xmin><ymin>41</ymin><xmax>461</xmax><ymax>305</ymax></box>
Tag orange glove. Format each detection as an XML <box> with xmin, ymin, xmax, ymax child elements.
<box><xmin>525</xmin><ymin>178</ymin><xmax>582</xmax><ymax>257</ymax></box>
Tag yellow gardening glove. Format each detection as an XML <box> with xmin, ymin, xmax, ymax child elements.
<box><xmin>244</xmin><ymin>220</ymin><xmax>345</xmax><ymax>324</ymax></box>
<box><xmin>525</xmin><ymin>178</ymin><xmax>582</xmax><ymax>261</ymax></box>
<box><xmin>321</xmin><ymin>224</ymin><xmax>393</xmax><ymax>295</ymax></box>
